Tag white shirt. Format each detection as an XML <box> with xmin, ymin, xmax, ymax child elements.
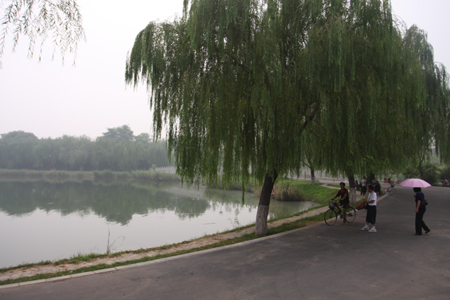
<box><xmin>367</xmin><ymin>191</ymin><xmax>377</xmax><ymax>206</ymax></box>
<box><xmin>362</xmin><ymin>179</ymin><xmax>366</xmax><ymax>186</ymax></box>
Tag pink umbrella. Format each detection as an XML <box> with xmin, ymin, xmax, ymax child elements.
<box><xmin>400</xmin><ymin>178</ymin><xmax>431</xmax><ymax>188</ymax></box>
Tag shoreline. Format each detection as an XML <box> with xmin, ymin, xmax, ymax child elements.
<box><xmin>0</xmin><ymin>169</ymin><xmax>180</xmax><ymax>182</ymax></box>
<box><xmin>0</xmin><ymin>205</ymin><xmax>327</xmax><ymax>285</ymax></box>
<box><xmin>0</xmin><ymin>185</ymin><xmax>375</xmax><ymax>287</ymax></box>
<box><xmin>0</xmin><ymin>175</ymin><xmax>389</xmax><ymax>288</ymax></box>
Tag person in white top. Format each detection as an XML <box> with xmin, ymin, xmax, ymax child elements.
<box><xmin>361</xmin><ymin>185</ymin><xmax>377</xmax><ymax>232</ymax></box>
<box><xmin>361</xmin><ymin>178</ymin><xmax>367</xmax><ymax>196</ymax></box>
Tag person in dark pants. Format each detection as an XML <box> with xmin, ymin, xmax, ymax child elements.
<box><xmin>414</xmin><ymin>187</ymin><xmax>430</xmax><ymax>235</ymax></box>
<box><xmin>361</xmin><ymin>178</ymin><xmax>367</xmax><ymax>196</ymax></box>
<box><xmin>361</xmin><ymin>185</ymin><xmax>377</xmax><ymax>232</ymax></box>
<box><xmin>331</xmin><ymin>182</ymin><xmax>350</xmax><ymax>223</ymax></box>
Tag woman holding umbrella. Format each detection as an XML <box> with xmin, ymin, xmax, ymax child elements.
<box><xmin>413</xmin><ymin>187</ymin><xmax>430</xmax><ymax>235</ymax></box>
<box><xmin>400</xmin><ymin>179</ymin><xmax>431</xmax><ymax>235</ymax></box>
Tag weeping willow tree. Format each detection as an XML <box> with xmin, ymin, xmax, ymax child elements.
<box><xmin>309</xmin><ymin>1</ymin><xmax>422</xmax><ymax>202</ymax></box>
<box><xmin>402</xmin><ymin>25</ymin><xmax>450</xmax><ymax>177</ymax></box>
<box><xmin>0</xmin><ymin>0</ymin><xmax>85</xmax><ymax>67</ymax></box>
<box><xmin>126</xmin><ymin>0</ymin><xmax>420</xmax><ymax>235</ymax></box>
<box><xmin>311</xmin><ymin>18</ymin><xmax>450</xmax><ymax>198</ymax></box>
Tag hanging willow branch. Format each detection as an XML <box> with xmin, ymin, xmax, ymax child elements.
<box><xmin>0</xmin><ymin>0</ymin><xmax>85</xmax><ymax>67</ymax></box>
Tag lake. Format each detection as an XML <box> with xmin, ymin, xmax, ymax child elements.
<box><xmin>0</xmin><ymin>180</ymin><xmax>319</xmax><ymax>269</ymax></box>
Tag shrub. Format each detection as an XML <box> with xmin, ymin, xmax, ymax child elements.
<box><xmin>402</xmin><ymin>165</ymin><xmax>419</xmax><ymax>179</ymax></box>
<box><xmin>440</xmin><ymin>165</ymin><xmax>450</xmax><ymax>181</ymax></box>
<box><xmin>271</xmin><ymin>182</ymin><xmax>306</xmax><ymax>201</ymax></box>
<box><xmin>421</xmin><ymin>163</ymin><xmax>439</xmax><ymax>186</ymax></box>
<box><xmin>93</xmin><ymin>170</ymin><xmax>116</xmax><ymax>180</ymax></box>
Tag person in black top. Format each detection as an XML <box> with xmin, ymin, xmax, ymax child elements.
<box><xmin>413</xmin><ymin>187</ymin><xmax>430</xmax><ymax>235</ymax></box>
<box><xmin>331</xmin><ymin>182</ymin><xmax>350</xmax><ymax>223</ymax></box>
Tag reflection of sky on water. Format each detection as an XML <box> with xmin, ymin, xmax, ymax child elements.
<box><xmin>0</xmin><ymin>181</ymin><xmax>319</xmax><ymax>269</ymax></box>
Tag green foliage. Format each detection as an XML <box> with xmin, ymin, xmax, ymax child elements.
<box><xmin>421</xmin><ymin>163</ymin><xmax>439</xmax><ymax>186</ymax></box>
<box><xmin>440</xmin><ymin>165</ymin><xmax>450</xmax><ymax>180</ymax></box>
<box><xmin>93</xmin><ymin>170</ymin><xmax>116</xmax><ymax>180</ymax></box>
<box><xmin>405</xmin><ymin>25</ymin><xmax>450</xmax><ymax>169</ymax></box>
<box><xmin>126</xmin><ymin>0</ymin><xmax>450</xmax><ymax>185</ymax></box>
<box><xmin>125</xmin><ymin>0</ymin><xmax>450</xmax><ymax>233</ymax></box>
<box><xmin>311</xmin><ymin>9</ymin><xmax>450</xmax><ymax>180</ymax></box>
<box><xmin>0</xmin><ymin>126</ymin><xmax>172</xmax><ymax>171</ymax></box>
<box><xmin>0</xmin><ymin>0</ymin><xmax>85</xmax><ymax>66</ymax></box>
<box><xmin>271</xmin><ymin>182</ymin><xmax>306</xmax><ymax>202</ymax></box>
<box><xmin>402</xmin><ymin>165</ymin><xmax>420</xmax><ymax>179</ymax></box>
<box><xmin>102</xmin><ymin>125</ymin><xmax>134</xmax><ymax>142</ymax></box>
<box><xmin>402</xmin><ymin>162</ymin><xmax>439</xmax><ymax>185</ymax></box>
<box><xmin>0</xmin><ymin>131</ymin><xmax>38</xmax><ymax>169</ymax></box>
<box><xmin>287</xmin><ymin>181</ymin><xmax>338</xmax><ymax>204</ymax></box>
<box><xmin>126</xmin><ymin>0</ymin><xmax>334</xmax><ymax>186</ymax></box>
<box><xmin>269</xmin><ymin>179</ymin><xmax>339</xmax><ymax>202</ymax></box>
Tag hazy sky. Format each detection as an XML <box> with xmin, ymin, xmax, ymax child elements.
<box><xmin>1</xmin><ymin>0</ymin><xmax>449</xmax><ymax>139</ymax></box>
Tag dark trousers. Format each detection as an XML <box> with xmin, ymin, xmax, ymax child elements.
<box><xmin>361</xmin><ymin>186</ymin><xmax>366</xmax><ymax>195</ymax></box>
<box><xmin>415</xmin><ymin>210</ymin><xmax>430</xmax><ymax>234</ymax></box>
<box><xmin>366</xmin><ymin>205</ymin><xmax>376</xmax><ymax>225</ymax></box>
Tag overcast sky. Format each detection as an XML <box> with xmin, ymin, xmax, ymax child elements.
<box><xmin>1</xmin><ymin>0</ymin><xmax>449</xmax><ymax>140</ymax></box>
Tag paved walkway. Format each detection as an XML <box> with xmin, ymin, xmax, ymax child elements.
<box><xmin>1</xmin><ymin>185</ymin><xmax>449</xmax><ymax>299</ymax></box>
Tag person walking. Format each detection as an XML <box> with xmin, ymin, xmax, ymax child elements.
<box><xmin>361</xmin><ymin>178</ymin><xmax>367</xmax><ymax>196</ymax></box>
<box><xmin>414</xmin><ymin>187</ymin><xmax>431</xmax><ymax>235</ymax></box>
<box><xmin>361</xmin><ymin>185</ymin><xmax>377</xmax><ymax>232</ymax></box>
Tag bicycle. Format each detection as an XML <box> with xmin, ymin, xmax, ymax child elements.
<box><xmin>324</xmin><ymin>202</ymin><xmax>356</xmax><ymax>226</ymax></box>
<box><xmin>386</xmin><ymin>183</ymin><xmax>395</xmax><ymax>195</ymax></box>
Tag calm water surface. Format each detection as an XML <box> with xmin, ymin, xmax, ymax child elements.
<box><xmin>0</xmin><ymin>180</ymin><xmax>319</xmax><ymax>268</ymax></box>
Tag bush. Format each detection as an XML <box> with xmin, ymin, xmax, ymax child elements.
<box><xmin>271</xmin><ymin>182</ymin><xmax>306</xmax><ymax>201</ymax></box>
<box><xmin>421</xmin><ymin>163</ymin><xmax>439</xmax><ymax>186</ymax></box>
<box><xmin>402</xmin><ymin>165</ymin><xmax>419</xmax><ymax>179</ymax></box>
<box><xmin>93</xmin><ymin>170</ymin><xmax>116</xmax><ymax>180</ymax></box>
<box><xmin>440</xmin><ymin>165</ymin><xmax>450</xmax><ymax>181</ymax></box>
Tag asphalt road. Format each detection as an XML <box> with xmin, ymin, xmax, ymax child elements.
<box><xmin>1</xmin><ymin>185</ymin><xmax>449</xmax><ymax>300</ymax></box>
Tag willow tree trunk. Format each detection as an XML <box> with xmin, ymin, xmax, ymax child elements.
<box><xmin>310</xmin><ymin>167</ymin><xmax>315</xmax><ymax>185</ymax></box>
<box><xmin>348</xmin><ymin>175</ymin><xmax>356</xmax><ymax>205</ymax></box>
<box><xmin>418</xmin><ymin>161</ymin><xmax>424</xmax><ymax>179</ymax></box>
<box><xmin>369</xmin><ymin>173</ymin><xmax>375</xmax><ymax>185</ymax></box>
<box><xmin>255</xmin><ymin>171</ymin><xmax>278</xmax><ymax>236</ymax></box>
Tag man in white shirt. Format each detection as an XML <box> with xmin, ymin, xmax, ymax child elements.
<box><xmin>361</xmin><ymin>185</ymin><xmax>377</xmax><ymax>232</ymax></box>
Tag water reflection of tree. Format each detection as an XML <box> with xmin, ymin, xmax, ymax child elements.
<box><xmin>0</xmin><ymin>181</ymin><xmax>318</xmax><ymax>225</ymax></box>
<box><xmin>0</xmin><ymin>181</ymin><xmax>209</xmax><ymax>225</ymax></box>
<box><xmin>203</xmin><ymin>187</ymin><xmax>318</xmax><ymax>219</ymax></box>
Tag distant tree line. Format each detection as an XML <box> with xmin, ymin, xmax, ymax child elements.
<box><xmin>0</xmin><ymin>125</ymin><xmax>171</xmax><ymax>171</ymax></box>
